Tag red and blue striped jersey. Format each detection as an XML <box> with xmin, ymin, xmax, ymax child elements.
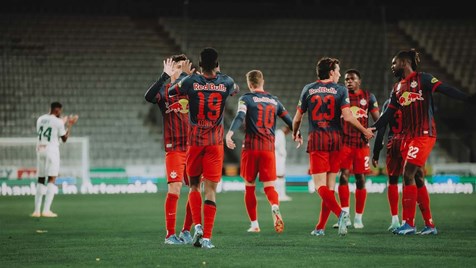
<box><xmin>341</xmin><ymin>89</ymin><xmax>379</xmax><ymax>148</ymax></box>
<box><xmin>297</xmin><ymin>80</ymin><xmax>350</xmax><ymax>152</ymax></box>
<box><xmin>388</xmin><ymin>72</ymin><xmax>441</xmax><ymax>138</ymax></box>
<box><xmin>238</xmin><ymin>92</ymin><xmax>290</xmax><ymax>151</ymax></box>
<box><xmin>169</xmin><ymin>73</ymin><xmax>239</xmax><ymax>146</ymax></box>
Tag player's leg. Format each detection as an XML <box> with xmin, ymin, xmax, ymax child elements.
<box><xmin>386</xmin><ymin>138</ymin><xmax>402</xmax><ymax>231</ymax></box>
<box><xmin>313</xmin><ymin>171</ymin><xmax>337</xmax><ymax>235</ymax></box>
<box><xmin>259</xmin><ymin>151</ymin><xmax>283</xmax><ymax>233</ymax></box>
<box><xmin>179</xmin><ymin>169</ymin><xmax>193</xmax><ymax>244</ymax></box>
<box><xmin>241</xmin><ymin>150</ymin><xmax>260</xmax><ymax>232</ymax></box>
<box><xmin>387</xmin><ymin>175</ymin><xmax>400</xmax><ymax>231</ymax></box>
<box><xmin>337</xmin><ymin>146</ymin><xmax>352</xmax><ymax>216</ymax></box>
<box><xmin>200</xmin><ymin>145</ymin><xmax>224</xmax><ymax>249</ymax></box>
<box><xmin>415</xmin><ymin>167</ymin><xmax>437</xmax><ymax>235</ymax></box>
<box><xmin>311</xmin><ymin>151</ymin><xmax>348</xmax><ymax>236</ymax></box>
<box><xmin>42</xmin><ymin>150</ymin><xmax>59</xmax><ymax>217</ymax></box>
<box><xmin>186</xmin><ymin>146</ymin><xmax>205</xmax><ymax>245</ymax></box>
<box><xmin>33</xmin><ymin>150</ymin><xmax>47</xmax><ymax>217</ymax></box>
<box><xmin>163</xmin><ymin>151</ymin><xmax>186</xmax><ymax>244</ymax></box>
<box><xmin>353</xmin><ymin>147</ymin><xmax>370</xmax><ymax>229</ymax></box>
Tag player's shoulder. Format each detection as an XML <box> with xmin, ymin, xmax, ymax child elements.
<box><xmin>217</xmin><ymin>73</ymin><xmax>235</xmax><ymax>84</ymax></box>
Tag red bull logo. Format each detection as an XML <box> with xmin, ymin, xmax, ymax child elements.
<box><xmin>165</xmin><ymin>98</ymin><xmax>189</xmax><ymax>114</ymax></box>
<box><xmin>398</xmin><ymin>91</ymin><xmax>424</xmax><ymax>106</ymax></box>
<box><xmin>350</xmin><ymin>106</ymin><xmax>368</xmax><ymax>118</ymax></box>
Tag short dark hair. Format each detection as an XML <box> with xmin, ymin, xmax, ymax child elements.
<box><xmin>199</xmin><ymin>47</ymin><xmax>219</xmax><ymax>72</ymax></box>
<box><xmin>171</xmin><ymin>54</ymin><xmax>187</xmax><ymax>62</ymax></box>
<box><xmin>345</xmin><ymin>69</ymin><xmax>361</xmax><ymax>79</ymax></box>
<box><xmin>316</xmin><ymin>57</ymin><xmax>340</xmax><ymax>80</ymax></box>
<box><xmin>395</xmin><ymin>49</ymin><xmax>420</xmax><ymax>70</ymax></box>
<box><xmin>50</xmin><ymin>102</ymin><xmax>62</xmax><ymax>110</ymax></box>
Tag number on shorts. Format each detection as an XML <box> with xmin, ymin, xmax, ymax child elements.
<box><xmin>38</xmin><ymin>126</ymin><xmax>52</xmax><ymax>142</ymax></box>
<box><xmin>364</xmin><ymin>156</ymin><xmax>370</xmax><ymax>169</ymax></box>
<box><xmin>407</xmin><ymin>146</ymin><xmax>419</xmax><ymax>159</ymax></box>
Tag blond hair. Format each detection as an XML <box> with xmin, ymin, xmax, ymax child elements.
<box><xmin>246</xmin><ymin>70</ymin><xmax>264</xmax><ymax>88</ymax></box>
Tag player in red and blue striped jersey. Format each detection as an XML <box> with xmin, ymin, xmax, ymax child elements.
<box><xmin>335</xmin><ymin>69</ymin><xmax>380</xmax><ymax>229</ymax></box>
<box><xmin>168</xmin><ymin>47</ymin><xmax>239</xmax><ymax>249</ymax></box>
<box><xmin>372</xmin><ymin>96</ymin><xmax>404</xmax><ymax>232</ymax></box>
<box><xmin>372</xmin><ymin>49</ymin><xmax>474</xmax><ymax>235</ymax></box>
<box><xmin>225</xmin><ymin>70</ymin><xmax>293</xmax><ymax>234</ymax></box>
<box><xmin>292</xmin><ymin>57</ymin><xmax>374</xmax><ymax>236</ymax></box>
<box><xmin>144</xmin><ymin>55</ymin><xmax>194</xmax><ymax>245</ymax></box>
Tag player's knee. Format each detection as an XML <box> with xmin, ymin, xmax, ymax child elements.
<box><xmin>339</xmin><ymin>174</ymin><xmax>349</xmax><ymax>185</ymax></box>
<box><xmin>38</xmin><ymin>177</ymin><xmax>46</xmax><ymax>185</ymax></box>
<box><xmin>189</xmin><ymin>176</ymin><xmax>201</xmax><ymax>187</ymax></box>
<box><xmin>168</xmin><ymin>182</ymin><xmax>182</xmax><ymax>195</ymax></box>
<box><xmin>355</xmin><ymin>175</ymin><xmax>365</xmax><ymax>189</ymax></box>
<box><xmin>388</xmin><ymin>175</ymin><xmax>399</xmax><ymax>185</ymax></box>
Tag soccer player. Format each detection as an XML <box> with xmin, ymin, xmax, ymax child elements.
<box><xmin>32</xmin><ymin>102</ymin><xmax>77</xmax><ymax>218</ymax></box>
<box><xmin>275</xmin><ymin>125</ymin><xmax>292</xmax><ymax>202</ymax></box>
<box><xmin>372</xmin><ymin>98</ymin><xmax>404</xmax><ymax>231</ymax></box>
<box><xmin>333</xmin><ymin>69</ymin><xmax>380</xmax><ymax>229</ymax></box>
<box><xmin>225</xmin><ymin>70</ymin><xmax>293</xmax><ymax>233</ymax></box>
<box><xmin>168</xmin><ymin>47</ymin><xmax>239</xmax><ymax>249</ymax></box>
<box><xmin>292</xmin><ymin>57</ymin><xmax>374</xmax><ymax>236</ymax></box>
<box><xmin>144</xmin><ymin>55</ymin><xmax>194</xmax><ymax>245</ymax></box>
<box><xmin>372</xmin><ymin>49</ymin><xmax>474</xmax><ymax>235</ymax></box>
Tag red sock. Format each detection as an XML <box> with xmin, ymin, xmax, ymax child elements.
<box><xmin>203</xmin><ymin>201</ymin><xmax>217</xmax><ymax>239</ymax></box>
<box><xmin>317</xmin><ymin>186</ymin><xmax>342</xmax><ymax>216</ymax></box>
<box><xmin>316</xmin><ymin>190</ymin><xmax>333</xmax><ymax>230</ymax></box>
<box><xmin>355</xmin><ymin>188</ymin><xmax>367</xmax><ymax>214</ymax></box>
<box><xmin>387</xmin><ymin>184</ymin><xmax>399</xmax><ymax>216</ymax></box>
<box><xmin>165</xmin><ymin>193</ymin><xmax>179</xmax><ymax>238</ymax></box>
<box><xmin>402</xmin><ymin>185</ymin><xmax>417</xmax><ymax>227</ymax></box>
<box><xmin>188</xmin><ymin>190</ymin><xmax>202</xmax><ymax>225</ymax></box>
<box><xmin>264</xmin><ymin>186</ymin><xmax>279</xmax><ymax>206</ymax></box>
<box><xmin>245</xmin><ymin>185</ymin><xmax>257</xmax><ymax>222</ymax></box>
<box><xmin>417</xmin><ymin>185</ymin><xmax>435</xmax><ymax>228</ymax></box>
<box><xmin>182</xmin><ymin>199</ymin><xmax>193</xmax><ymax>232</ymax></box>
<box><xmin>338</xmin><ymin>184</ymin><xmax>350</xmax><ymax>208</ymax></box>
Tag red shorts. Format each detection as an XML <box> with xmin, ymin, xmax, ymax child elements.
<box><xmin>400</xmin><ymin>136</ymin><xmax>436</xmax><ymax>167</ymax></box>
<box><xmin>165</xmin><ymin>151</ymin><xmax>189</xmax><ymax>185</ymax></box>
<box><xmin>186</xmin><ymin>145</ymin><xmax>224</xmax><ymax>183</ymax></box>
<box><xmin>309</xmin><ymin>150</ymin><xmax>341</xmax><ymax>174</ymax></box>
<box><xmin>386</xmin><ymin>137</ymin><xmax>404</xmax><ymax>177</ymax></box>
<box><xmin>240</xmin><ymin>150</ymin><xmax>276</xmax><ymax>183</ymax></box>
<box><xmin>339</xmin><ymin>145</ymin><xmax>370</xmax><ymax>174</ymax></box>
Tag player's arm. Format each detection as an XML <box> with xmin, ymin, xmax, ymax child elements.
<box><xmin>277</xmin><ymin>100</ymin><xmax>293</xmax><ymax>131</ymax></box>
<box><xmin>226</xmin><ymin>98</ymin><xmax>247</xmax><ymax>150</ymax></box>
<box><xmin>144</xmin><ymin>58</ymin><xmax>174</xmax><ymax>103</ymax></box>
<box><xmin>292</xmin><ymin>110</ymin><xmax>303</xmax><ymax>148</ymax></box>
<box><xmin>371</xmin><ymin>99</ymin><xmax>389</xmax><ymax>167</ymax></box>
<box><xmin>371</xmin><ymin>91</ymin><xmax>398</xmax><ymax>131</ymax></box>
<box><xmin>369</xmin><ymin>93</ymin><xmax>380</xmax><ymax>122</ymax></box>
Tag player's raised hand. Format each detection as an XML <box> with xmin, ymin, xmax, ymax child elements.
<box><xmin>293</xmin><ymin>130</ymin><xmax>303</xmax><ymax>149</ymax></box>
<box><xmin>182</xmin><ymin>60</ymin><xmax>194</xmax><ymax>75</ymax></box>
<box><xmin>163</xmin><ymin>58</ymin><xmax>175</xmax><ymax>76</ymax></box>
<box><xmin>68</xmin><ymin>114</ymin><xmax>79</xmax><ymax>125</ymax></box>
<box><xmin>61</xmin><ymin>116</ymin><xmax>68</xmax><ymax>124</ymax></box>
<box><xmin>225</xmin><ymin>131</ymin><xmax>236</xmax><ymax>150</ymax></box>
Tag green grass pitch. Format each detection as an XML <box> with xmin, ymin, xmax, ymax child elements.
<box><xmin>1</xmin><ymin>192</ymin><xmax>475</xmax><ymax>267</ymax></box>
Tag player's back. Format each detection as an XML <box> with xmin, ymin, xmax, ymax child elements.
<box><xmin>36</xmin><ymin>114</ymin><xmax>65</xmax><ymax>149</ymax></box>
<box><xmin>241</xmin><ymin>92</ymin><xmax>284</xmax><ymax>151</ymax></box>
<box><xmin>298</xmin><ymin>80</ymin><xmax>349</xmax><ymax>151</ymax></box>
<box><xmin>179</xmin><ymin>72</ymin><xmax>238</xmax><ymax>146</ymax></box>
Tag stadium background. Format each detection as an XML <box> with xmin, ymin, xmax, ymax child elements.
<box><xmin>1</xmin><ymin>1</ymin><xmax>476</xmax><ymax>267</ymax></box>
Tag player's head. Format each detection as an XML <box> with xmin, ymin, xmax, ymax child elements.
<box><xmin>246</xmin><ymin>70</ymin><xmax>264</xmax><ymax>91</ymax></box>
<box><xmin>344</xmin><ymin>69</ymin><xmax>361</xmax><ymax>92</ymax></box>
<box><xmin>316</xmin><ymin>57</ymin><xmax>341</xmax><ymax>83</ymax></box>
<box><xmin>170</xmin><ymin>54</ymin><xmax>188</xmax><ymax>79</ymax></box>
<box><xmin>392</xmin><ymin>49</ymin><xmax>420</xmax><ymax>78</ymax></box>
<box><xmin>199</xmin><ymin>47</ymin><xmax>219</xmax><ymax>73</ymax></box>
<box><xmin>50</xmin><ymin>102</ymin><xmax>62</xmax><ymax>117</ymax></box>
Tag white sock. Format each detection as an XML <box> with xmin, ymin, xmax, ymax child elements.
<box><xmin>271</xmin><ymin>204</ymin><xmax>279</xmax><ymax>211</ymax></box>
<box><xmin>34</xmin><ymin>184</ymin><xmax>46</xmax><ymax>213</ymax></box>
<box><xmin>43</xmin><ymin>183</ymin><xmax>57</xmax><ymax>213</ymax></box>
<box><xmin>202</xmin><ymin>238</ymin><xmax>210</xmax><ymax>242</ymax></box>
<box><xmin>275</xmin><ymin>178</ymin><xmax>284</xmax><ymax>196</ymax></box>
<box><xmin>342</xmin><ymin>207</ymin><xmax>350</xmax><ymax>213</ymax></box>
<box><xmin>392</xmin><ymin>215</ymin><xmax>399</xmax><ymax>223</ymax></box>
<box><xmin>250</xmin><ymin>220</ymin><xmax>259</xmax><ymax>228</ymax></box>
<box><xmin>355</xmin><ymin>213</ymin><xmax>363</xmax><ymax>221</ymax></box>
